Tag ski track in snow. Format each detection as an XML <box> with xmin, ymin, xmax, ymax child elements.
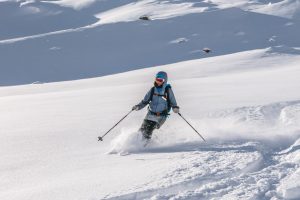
<box><xmin>104</xmin><ymin>141</ymin><xmax>299</xmax><ymax>200</ymax></box>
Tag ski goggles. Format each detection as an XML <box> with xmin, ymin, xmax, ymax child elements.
<box><xmin>155</xmin><ymin>78</ymin><xmax>165</xmax><ymax>83</ymax></box>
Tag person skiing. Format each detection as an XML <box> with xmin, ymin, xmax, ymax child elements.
<box><xmin>132</xmin><ymin>71</ymin><xmax>180</xmax><ymax>140</ymax></box>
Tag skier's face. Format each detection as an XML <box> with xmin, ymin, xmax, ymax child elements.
<box><xmin>155</xmin><ymin>78</ymin><xmax>164</xmax><ymax>86</ymax></box>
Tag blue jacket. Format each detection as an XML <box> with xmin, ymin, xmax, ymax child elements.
<box><xmin>137</xmin><ymin>83</ymin><xmax>178</xmax><ymax>113</ymax></box>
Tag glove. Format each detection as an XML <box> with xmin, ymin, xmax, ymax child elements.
<box><xmin>172</xmin><ymin>106</ymin><xmax>180</xmax><ymax>113</ymax></box>
<box><xmin>132</xmin><ymin>105</ymin><xmax>140</xmax><ymax>111</ymax></box>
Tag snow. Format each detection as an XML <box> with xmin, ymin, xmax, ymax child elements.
<box><xmin>207</xmin><ymin>0</ymin><xmax>300</xmax><ymax>20</ymax></box>
<box><xmin>1</xmin><ymin>0</ymin><xmax>300</xmax><ymax>85</ymax></box>
<box><xmin>41</xmin><ymin>0</ymin><xmax>97</xmax><ymax>10</ymax></box>
<box><xmin>250</xmin><ymin>0</ymin><xmax>300</xmax><ymax>20</ymax></box>
<box><xmin>1</xmin><ymin>48</ymin><xmax>300</xmax><ymax>199</ymax></box>
<box><xmin>279</xmin><ymin>169</ymin><xmax>300</xmax><ymax>199</ymax></box>
<box><xmin>1</xmin><ymin>0</ymin><xmax>300</xmax><ymax>199</ymax></box>
<box><xmin>0</xmin><ymin>0</ymin><xmax>207</xmax><ymax>42</ymax></box>
<box><xmin>277</xmin><ymin>139</ymin><xmax>300</xmax><ymax>199</ymax></box>
<box><xmin>204</xmin><ymin>0</ymin><xmax>251</xmax><ymax>9</ymax></box>
<box><xmin>95</xmin><ymin>0</ymin><xmax>207</xmax><ymax>25</ymax></box>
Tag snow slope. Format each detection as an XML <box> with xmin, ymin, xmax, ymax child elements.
<box><xmin>1</xmin><ymin>0</ymin><xmax>300</xmax><ymax>199</ymax></box>
<box><xmin>1</xmin><ymin>0</ymin><xmax>300</xmax><ymax>85</ymax></box>
<box><xmin>208</xmin><ymin>0</ymin><xmax>300</xmax><ymax>20</ymax></box>
<box><xmin>1</xmin><ymin>48</ymin><xmax>300</xmax><ymax>200</ymax></box>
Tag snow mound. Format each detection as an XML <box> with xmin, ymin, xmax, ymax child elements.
<box><xmin>278</xmin><ymin>168</ymin><xmax>300</xmax><ymax>200</ymax></box>
<box><xmin>280</xmin><ymin>103</ymin><xmax>300</xmax><ymax>126</ymax></box>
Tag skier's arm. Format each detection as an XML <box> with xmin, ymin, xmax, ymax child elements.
<box><xmin>168</xmin><ymin>88</ymin><xmax>180</xmax><ymax>113</ymax></box>
<box><xmin>168</xmin><ymin>88</ymin><xmax>178</xmax><ymax>107</ymax></box>
<box><xmin>135</xmin><ymin>88</ymin><xmax>152</xmax><ymax>110</ymax></box>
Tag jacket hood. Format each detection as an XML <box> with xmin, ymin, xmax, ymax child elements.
<box><xmin>156</xmin><ymin>71</ymin><xmax>168</xmax><ymax>83</ymax></box>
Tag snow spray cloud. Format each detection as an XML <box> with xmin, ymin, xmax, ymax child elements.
<box><xmin>106</xmin><ymin>125</ymin><xmax>191</xmax><ymax>154</ymax></box>
<box><xmin>107</xmin><ymin>127</ymin><xmax>149</xmax><ymax>155</ymax></box>
<box><xmin>106</xmin><ymin>101</ymin><xmax>300</xmax><ymax>154</ymax></box>
<box><xmin>195</xmin><ymin>100</ymin><xmax>300</xmax><ymax>148</ymax></box>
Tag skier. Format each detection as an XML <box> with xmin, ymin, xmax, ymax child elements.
<box><xmin>132</xmin><ymin>71</ymin><xmax>180</xmax><ymax>140</ymax></box>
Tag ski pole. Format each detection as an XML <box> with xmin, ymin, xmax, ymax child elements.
<box><xmin>178</xmin><ymin>113</ymin><xmax>206</xmax><ymax>142</ymax></box>
<box><xmin>98</xmin><ymin>110</ymin><xmax>133</xmax><ymax>141</ymax></box>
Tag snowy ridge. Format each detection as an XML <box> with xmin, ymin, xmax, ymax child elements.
<box><xmin>0</xmin><ymin>0</ymin><xmax>206</xmax><ymax>44</ymax></box>
<box><xmin>95</xmin><ymin>0</ymin><xmax>208</xmax><ymax>25</ymax></box>
<box><xmin>208</xmin><ymin>0</ymin><xmax>300</xmax><ymax>20</ymax></box>
<box><xmin>249</xmin><ymin>0</ymin><xmax>300</xmax><ymax>20</ymax></box>
<box><xmin>42</xmin><ymin>0</ymin><xmax>97</xmax><ymax>10</ymax></box>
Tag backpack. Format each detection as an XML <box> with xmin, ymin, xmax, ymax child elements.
<box><xmin>149</xmin><ymin>84</ymin><xmax>172</xmax><ymax>112</ymax></box>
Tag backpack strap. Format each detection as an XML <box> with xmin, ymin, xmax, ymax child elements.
<box><xmin>149</xmin><ymin>84</ymin><xmax>172</xmax><ymax>112</ymax></box>
<box><xmin>164</xmin><ymin>85</ymin><xmax>172</xmax><ymax>112</ymax></box>
<box><xmin>149</xmin><ymin>86</ymin><xmax>155</xmax><ymax>102</ymax></box>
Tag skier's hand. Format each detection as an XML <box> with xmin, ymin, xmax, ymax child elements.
<box><xmin>172</xmin><ymin>106</ymin><xmax>180</xmax><ymax>113</ymax></box>
<box><xmin>132</xmin><ymin>105</ymin><xmax>139</xmax><ymax>111</ymax></box>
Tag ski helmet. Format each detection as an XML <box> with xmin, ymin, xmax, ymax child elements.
<box><xmin>155</xmin><ymin>71</ymin><xmax>168</xmax><ymax>83</ymax></box>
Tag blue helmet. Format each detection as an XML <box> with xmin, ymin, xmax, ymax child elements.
<box><xmin>155</xmin><ymin>71</ymin><xmax>168</xmax><ymax>83</ymax></box>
